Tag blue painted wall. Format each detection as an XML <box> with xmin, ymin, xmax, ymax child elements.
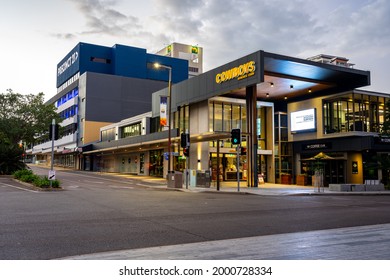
<box><xmin>56</xmin><ymin>42</ymin><xmax>189</xmax><ymax>88</ymax></box>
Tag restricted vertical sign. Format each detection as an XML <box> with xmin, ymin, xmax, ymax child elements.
<box><xmin>48</xmin><ymin>170</ymin><xmax>56</xmax><ymax>180</ymax></box>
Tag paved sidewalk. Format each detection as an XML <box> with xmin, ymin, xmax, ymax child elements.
<box><xmin>60</xmin><ymin>223</ymin><xmax>390</xmax><ymax>260</ymax></box>
<box><xmin>91</xmin><ymin>171</ymin><xmax>390</xmax><ymax>196</ymax></box>
<box><xmin>30</xmin><ymin>165</ymin><xmax>390</xmax><ymax>196</ymax></box>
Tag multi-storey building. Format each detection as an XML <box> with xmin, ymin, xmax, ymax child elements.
<box><xmin>155</xmin><ymin>42</ymin><xmax>203</xmax><ymax>78</ymax></box>
<box><xmin>82</xmin><ymin>50</ymin><xmax>390</xmax><ymax>187</ymax></box>
<box><xmin>28</xmin><ymin>42</ymin><xmax>188</xmax><ymax>168</ymax></box>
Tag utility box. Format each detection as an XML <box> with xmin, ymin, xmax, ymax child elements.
<box><xmin>167</xmin><ymin>171</ymin><xmax>175</xmax><ymax>188</ymax></box>
<box><xmin>196</xmin><ymin>170</ymin><xmax>211</xmax><ymax>188</ymax></box>
<box><xmin>174</xmin><ymin>171</ymin><xmax>183</xmax><ymax>188</ymax></box>
<box><xmin>167</xmin><ymin>171</ymin><xmax>183</xmax><ymax>188</ymax></box>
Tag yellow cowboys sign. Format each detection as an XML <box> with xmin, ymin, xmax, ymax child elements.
<box><xmin>215</xmin><ymin>61</ymin><xmax>256</xmax><ymax>84</ymax></box>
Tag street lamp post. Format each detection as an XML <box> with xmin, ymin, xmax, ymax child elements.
<box><xmin>154</xmin><ymin>63</ymin><xmax>173</xmax><ymax>180</ymax></box>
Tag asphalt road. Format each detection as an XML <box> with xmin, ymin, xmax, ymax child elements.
<box><xmin>1</xmin><ymin>166</ymin><xmax>390</xmax><ymax>260</ymax></box>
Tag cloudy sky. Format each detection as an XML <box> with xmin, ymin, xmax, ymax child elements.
<box><xmin>1</xmin><ymin>0</ymin><xmax>389</xmax><ymax>100</ymax></box>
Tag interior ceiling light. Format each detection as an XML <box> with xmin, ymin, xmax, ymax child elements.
<box><xmin>270</xmin><ymin>82</ymin><xmax>274</xmax><ymax>87</ymax></box>
<box><xmin>284</xmin><ymin>96</ymin><xmax>288</xmax><ymax>100</ymax></box>
<box><xmin>266</xmin><ymin>93</ymin><xmax>270</xmax><ymax>97</ymax></box>
<box><xmin>308</xmin><ymin>88</ymin><xmax>312</xmax><ymax>93</ymax></box>
<box><xmin>290</xmin><ymin>84</ymin><xmax>294</xmax><ymax>89</ymax></box>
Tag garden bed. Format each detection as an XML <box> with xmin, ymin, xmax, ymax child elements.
<box><xmin>13</xmin><ymin>169</ymin><xmax>62</xmax><ymax>191</ymax></box>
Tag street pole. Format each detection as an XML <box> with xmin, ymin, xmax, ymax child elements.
<box><xmin>167</xmin><ymin>66</ymin><xmax>172</xmax><ymax>177</ymax></box>
<box><xmin>50</xmin><ymin>119</ymin><xmax>55</xmax><ymax>188</ymax></box>
<box><xmin>154</xmin><ymin>63</ymin><xmax>173</xmax><ymax>182</ymax></box>
<box><xmin>237</xmin><ymin>144</ymin><xmax>240</xmax><ymax>192</ymax></box>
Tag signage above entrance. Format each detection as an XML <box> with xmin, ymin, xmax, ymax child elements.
<box><xmin>215</xmin><ymin>61</ymin><xmax>256</xmax><ymax>84</ymax></box>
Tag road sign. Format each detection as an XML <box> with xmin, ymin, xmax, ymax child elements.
<box><xmin>48</xmin><ymin>170</ymin><xmax>56</xmax><ymax>180</ymax></box>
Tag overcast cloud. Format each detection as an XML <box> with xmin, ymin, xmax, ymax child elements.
<box><xmin>0</xmin><ymin>0</ymin><xmax>388</xmax><ymax>97</ymax></box>
<box><xmin>64</xmin><ymin>0</ymin><xmax>390</xmax><ymax>75</ymax></box>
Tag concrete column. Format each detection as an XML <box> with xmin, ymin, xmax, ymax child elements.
<box><xmin>246</xmin><ymin>85</ymin><xmax>258</xmax><ymax>187</ymax></box>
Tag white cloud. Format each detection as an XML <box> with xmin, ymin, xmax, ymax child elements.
<box><xmin>1</xmin><ymin>0</ymin><xmax>388</xmax><ymax>97</ymax></box>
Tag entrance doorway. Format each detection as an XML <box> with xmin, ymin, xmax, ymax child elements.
<box><xmin>301</xmin><ymin>157</ymin><xmax>346</xmax><ymax>186</ymax></box>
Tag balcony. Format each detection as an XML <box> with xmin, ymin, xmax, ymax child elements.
<box><xmin>61</xmin><ymin>115</ymin><xmax>78</xmax><ymax>127</ymax></box>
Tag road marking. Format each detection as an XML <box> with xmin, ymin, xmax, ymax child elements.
<box><xmin>0</xmin><ymin>183</ymin><xmax>39</xmax><ymax>193</ymax></box>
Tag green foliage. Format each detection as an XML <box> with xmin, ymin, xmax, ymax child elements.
<box><xmin>0</xmin><ymin>140</ymin><xmax>26</xmax><ymax>174</ymax></box>
<box><xmin>1</xmin><ymin>89</ymin><xmax>61</xmax><ymax>174</ymax></box>
<box><xmin>21</xmin><ymin>174</ymin><xmax>39</xmax><ymax>183</ymax></box>
<box><xmin>33</xmin><ymin>176</ymin><xmax>61</xmax><ymax>188</ymax></box>
<box><xmin>33</xmin><ymin>176</ymin><xmax>51</xmax><ymax>188</ymax></box>
<box><xmin>0</xmin><ymin>89</ymin><xmax>62</xmax><ymax>145</ymax></box>
<box><xmin>13</xmin><ymin>169</ymin><xmax>33</xmax><ymax>179</ymax></box>
<box><xmin>13</xmin><ymin>169</ymin><xmax>61</xmax><ymax>188</ymax></box>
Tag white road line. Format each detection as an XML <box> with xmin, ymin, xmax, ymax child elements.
<box><xmin>0</xmin><ymin>183</ymin><xmax>39</xmax><ymax>193</ymax></box>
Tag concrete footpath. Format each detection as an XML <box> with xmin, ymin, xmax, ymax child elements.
<box><xmin>30</xmin><ymin>165</ymin><xmax>390</xmax><ymax>196</ymax></box>
<box><xmin>60</xmin><ymin>223</ymin><xmax>390</xmax><ymax>260</ymax></box>
<box><xmin>89</xmin><ymin>172</ymin><xmax>390</xmax><ymax>196</ymax></box>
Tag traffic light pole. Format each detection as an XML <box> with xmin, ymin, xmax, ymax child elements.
<box><xmin>50</xmin><ymin>119</ymin><xmax>55</xmax><ymax>188</ymax></box>
<box><xmin>237</xmin><ymin>144</ymin><xmax>240</xmax><ymax>192</ymax></box>
<box><xmin>186</xmin><ymin>157</ymin><xmax>189</xmax><ymax>189</ymax></box>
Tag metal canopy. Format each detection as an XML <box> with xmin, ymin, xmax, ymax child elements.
<box><xmin>223</xmin><ymin>51</ymin><xmax>370</xmax><ymax>102</ymax></box>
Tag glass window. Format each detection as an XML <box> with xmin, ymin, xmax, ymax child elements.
<box><xmin>323</xmin><ymin>94</ymin><xmax>389</xmax><ymax>134</ymax></box>
<box><xmin>223</xmin><ymin>104</ymin><xmax>232</xmax><ymax>132</ymax></box>
<box><xmin>121</xmin><ymin>123</ymin><xmax>141</xmax><ymax>138</ymax></box>
<box><xmin>232</xmin><ymin>105</ymin><xmax>241</xmax><ymax>130</ymax></box>
<box><xmin>214</xmin><ymin>102</ymin><xmax>223</xmax><ymax>132</ymax></box>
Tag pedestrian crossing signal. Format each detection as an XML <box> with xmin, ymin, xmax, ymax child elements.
<box><xmin>231</xmin><ymin>128</ymin><xmax>241</xmax><ymax>145</ymax></box>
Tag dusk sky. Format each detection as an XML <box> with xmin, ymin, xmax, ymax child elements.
<box><xmin>1</xmin><ymin>0</ymin><xmax>389</xmax><ymax>100</ymax></box>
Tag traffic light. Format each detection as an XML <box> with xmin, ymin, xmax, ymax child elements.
<box><xmin>180</xmin><ymin>133</ymin><xmax>190</xmax><ymax>148</ymax></box>
<box><xmin>183</xmin><ymin>147</ymin><xmax>190</xmax><ymax>157</ymax></box>
<box><xmin>231</xmin><ymin>128</ymin><xmax>241</xmax><ymax>145</ymax></box>
<box><xmin>49</xmin><ymin>124</ymin><xmax>60</xmax><ymax>140</ymax></box>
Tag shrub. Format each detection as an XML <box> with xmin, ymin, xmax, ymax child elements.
<box><xmin>20</xmin><ymin>174</ymin><xmax>39</xmax><ymax>183</ymax></box>
<box><xmin>14</xmin><ymin>169</ymin><xmax>61</xmax><ymax>188</ymax></box>
<box><xmin>13</xmin><ymin>169</ymin><xmax>33</xmax><ymax>180</ymax></box>
<box><xmin>33</xmin><ymin>176</ymin><xmax>60</xmax><ymax>188</ymax></box>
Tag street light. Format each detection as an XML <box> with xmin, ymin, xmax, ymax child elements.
<box><xmin>154</xmin><ymin>63</ymin><xmax>173</xmax><ymax>180</ymax></box>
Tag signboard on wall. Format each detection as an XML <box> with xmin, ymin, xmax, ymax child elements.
<box><xmin>302</xmin><ymin>142</ymin><xmax>332</xmax><ymax>150</ymax></box>
<box><xmin>352</xmin><ymin>161</ymin><xmax>358</xmax><ymax>174</ymax></box>
<box><xmin>291</xmin><ymin>108</ymin><xmax>316</xmax><ymax>133</ymax></box>
<box><xmin>56</xmin><ymin>44</ymin><xmax>80</xmax><ymax>87</ymax></box>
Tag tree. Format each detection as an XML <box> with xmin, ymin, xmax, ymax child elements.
<box><xmin>0</xmin><ymin>89</ymin><xmax>61</xmax><ymax>174</ymax></box>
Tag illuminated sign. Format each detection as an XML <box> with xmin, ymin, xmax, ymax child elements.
<box><xmin>215</xmin><ymin>61</ymin><xmax>256</xmax><ymax>84</ymax></box>
<box><xmin>191</xmin><ymin>45</ymin><xmax>199</xmax><ymax>54</ymax></box>
<box><xmin>302</xmin><ymin>143</ymin><xmax>332</xmax><ymax>150</ymax></box>
<box><xmin>57</xmin><ymin>51</ymin><xmax>78</xmax><ymax>77</ymax></box>
<box><xmin>291</xmin><ymin>108</ymin><xmax>316</xmax><ymax>132</ymax></box>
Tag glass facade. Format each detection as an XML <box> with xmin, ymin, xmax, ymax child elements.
<box><xmin>174</xmin><ymin>105</ymin><xmax>190</xmax><ymax>133</ymax></box>
<box><xmin>274</xmin><ymin>112</ymin><xmax>292</xmax><ymax>181</ymax></box>
<box><xmin>56</xmin><ymin>87</ymin><xmax>79</xmax><ymax>107</ymax></box>
<box><xmin>323</xmin><ymin>93</ymin><xmax>389</xmax><ymax>134</ymax></box>
<box><xmin>208</xmin><ymin>100</ymin><xmax>271</xmax><ymax>182</ymax></box>
<box><xmin>149</xmin><ymin>149</ymin><xmax>164</xmax><ymax>177</ymax></box>
<box><xmin>121</xmin><ymin>123</ymin><xmax>141</xmax><ymax>138</ymax></box>
<box><xmin>101</xmin><ymin>128</ymin><xmax>116</xmax><ymax>141</ymax></box>
<box><xmin>59</xmin><ymin>105</ymin><xmax>78</xmax><ymax>119</ymax></box>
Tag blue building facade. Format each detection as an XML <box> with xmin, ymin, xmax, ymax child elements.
<box><xmin>56</xmin><ymin>42</ymin><xmax>188</xmax><ymax>88</ymax></box>
<box><xmin>29</xmin><ymin>42</ymin><xmax>188</xmax><ymax>169</ymax></box>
